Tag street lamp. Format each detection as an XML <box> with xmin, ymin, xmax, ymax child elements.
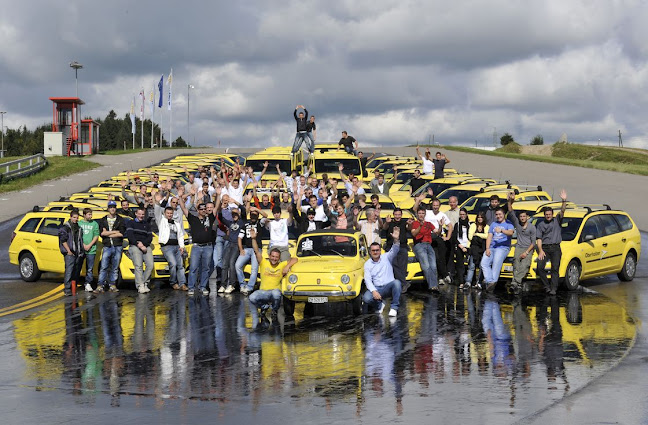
<box><xmin>69</xmin><ymin>61</ymin><xmax>83</xmax><ymax>98</ymax></box>
<box><xmin>187</xmin><ymin>84</ymin><xmax>195</xmax><ymax>147</ymax></box>
<box><xmin>0</xmin><ymin>111</ymin><xmax>5</xmax><ymax>158</ymax></box>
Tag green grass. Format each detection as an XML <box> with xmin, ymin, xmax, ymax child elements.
<box><xmin>551</xmin><ymin>142</ymin><xmax>648</xmax><ymax>165</ymax></box>
<box><xmin>99</xmin><ymin>147</ymin><xmax>198</xmax><ymax>155</ymax></box>
<box><xmin>0</xmin><ymin>156</ymin><xmax>23</xmax><ymax>165</ymax></box>
<box><xmin>0</xmin><ymin>156</ymin><xmax>100</xmax><ymax>193</ymax></box>
<box><xmin>496</xmin><ymin>142</ymin><xmax>522</xmax><ymax>154</ymax></box>
<box><xmin>437</xmin><ymin>144</ymin><xmax>648</xmax><ymax>176</ymax></box>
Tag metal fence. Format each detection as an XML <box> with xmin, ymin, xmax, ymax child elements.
<box><xmin>0</xmin><ymin>154</ymin><xmax>48</xmax><ymax>183</ymax></box>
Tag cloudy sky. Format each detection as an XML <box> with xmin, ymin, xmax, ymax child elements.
<box><xmin>2</xmin><ymin>0</ymin><xmax>648</xmax><ymax>148</ymax></box>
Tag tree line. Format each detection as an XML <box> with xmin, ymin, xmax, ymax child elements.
<box><xmin>2</xmin><ymin>110</ymin><xmax>187</xmax><ymax>157</ymax></box>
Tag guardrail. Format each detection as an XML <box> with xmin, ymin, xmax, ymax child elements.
<box><xmin>0</xmin><ymin>154</ymin><xmax>48</xmax><ymax>183</ymax></box>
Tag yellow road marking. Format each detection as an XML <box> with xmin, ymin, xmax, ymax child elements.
<box><xmin>0</xmin><ymin>284</ymin><xmax>65</xmax><ymax>317</ymax></box>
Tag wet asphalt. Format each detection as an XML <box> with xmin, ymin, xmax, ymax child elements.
<box><xmin>0</xmin><ymin>232</ymin><xmax>646</xmax><ymax>424</ymax></box>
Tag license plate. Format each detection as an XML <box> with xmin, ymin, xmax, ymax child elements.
<box><xmin>504</xmin><ymin>265</ymin><xmax>513</xmax><ymax>272</ymax></box>
<box><xmin>308</xmin><ymin>297</ymin><xmax>328</xmax><ymax>303</ymax></box>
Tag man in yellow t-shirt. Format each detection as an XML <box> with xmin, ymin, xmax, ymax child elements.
<box><xmin>249</xmin><ymin>228</ymin><xmax>297</xmax><ymax>322</ymax></box>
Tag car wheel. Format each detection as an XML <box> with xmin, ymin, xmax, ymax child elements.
<box><xmin>617</xmin><ymin>251</ymin><xmax>637</xmax><ymax>282</ymax></box>
<box><xmin>351</xmin><ymin>295</ymin><xmax>362</xmax><ymax>316</ymax></box>
<box><xmin>564</xmin><ymin>259</ymin><xmax>581</xmax><ymax>291</ymax></box>
<box><xmin>19</xmin><ymin>253</ymin><xmax>41</xmax><ymax>282</ymax></box>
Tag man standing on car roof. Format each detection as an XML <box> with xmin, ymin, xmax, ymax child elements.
<box><xmin>291</xmin><ymin>105</ymin><xmax>309</xmax><ymax>154</ymax></box>
<box><xmin>506</xmin><ymin>192</ymin><xmax>537</xmax><ymax>293</ymax></box>
<box><xmin>58</xmin><ymin>209</ymin><xmax>85</xmax><ymax>296</ymax></box>
<box><xmin>78</xmin><ymin>208</ymin><xmax>100</xmax><ymax>292</ymax></box>
<box><xmin>536</xmin><ymin>190</ymin><xmax>568</xmax><ymax>295</ymax></box>
<box><xmin>432</xmin><ymin>151</ymin><xmax>450</xmax><ymax>179</ymax></box>
<box><xmin>125</xmin><ymin>207</ymin><xmax>154</xmax><ymax>294</ymax></box>
<box><xmin>305</xmin><ymin>115</ymin><xmax>316</xmax><ymax>154</ymax></box>
<box><xmin>96</xmin><ymin>200</ymin><xmax>126</xmax><ymax>293</ymax></box>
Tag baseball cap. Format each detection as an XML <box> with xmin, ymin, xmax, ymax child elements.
<box><xmin>107</xmin><ymin>201</ymin><xmax>117</xmax><ymax>208</ymax></box>
<box><xmin>307</xmin><ymin>208</ymin><xmax>316</xmax><ymax>215</ymax></box>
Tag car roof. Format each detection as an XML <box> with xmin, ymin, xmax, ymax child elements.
<box><xmin>297</xmin><ymin>229</ymin><xmax>361</xmax><ymax>239</ymax></box>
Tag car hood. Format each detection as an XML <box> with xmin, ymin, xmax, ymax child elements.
<box><xmin>291</xmin><ymin>258</ymin><xmax>363</xmax><ymax>273</ymax></box>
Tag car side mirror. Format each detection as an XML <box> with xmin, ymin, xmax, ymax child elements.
<box><xmin>584</xmin><ymin>234</ymin><xmax>595</xmax><ymax>242</ymax></box>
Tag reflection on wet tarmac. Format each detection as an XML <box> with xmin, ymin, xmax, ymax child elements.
<box><xmin>8</xmin><ymin>287</ymin><xmax>636</xmax><ymax>421</ymax></box>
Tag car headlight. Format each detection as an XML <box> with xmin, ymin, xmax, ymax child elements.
<box><xmin>341</xmin><ymin>274</ymin><xmax>350</xmax><ymax>284</ymax></box>
<box><xmin>288</xmin><ymin>274</ymin><xmax>298</xmax><ymax>284</ymax></box>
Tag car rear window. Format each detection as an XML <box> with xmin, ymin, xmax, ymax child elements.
<box><xmin>19</xmin><ymin>217</ymin><xmax>41</xmax><ymax>233</ymax></box>
<box><xmin>38</xmin><ymin>218</ymin><xmax>65</xmax><ymax>235</ymax></box>
<box><xmin>612</xmin><ymin>214</ymin><xmax>634</xmax><ymax>232</ymax></box>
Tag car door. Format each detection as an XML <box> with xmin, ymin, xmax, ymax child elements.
<box><xmin>595</xmin><ymin>214</ymin><xmax>624</xmax><ymax>273</ymax></box>
<box><xmin>578</xmin><ymin>216</ymin><xmax>607</xmax><ymax>277</ymax></box>
<box><xmin>34</xmin><ymin>217</ymin><xmax>66</xmax><ymax>273</ymax></box>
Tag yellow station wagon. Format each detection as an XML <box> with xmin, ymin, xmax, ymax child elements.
<box><xmin>499</xmin><ymin>206</ymin><xmax>641</xmax><ymax>290</ymax></box>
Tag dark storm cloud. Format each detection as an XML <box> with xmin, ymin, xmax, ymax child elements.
<box><xmin>1</xmin><ymin>0</ymin><xmax>647</xmax><ymax>148</ymax></box>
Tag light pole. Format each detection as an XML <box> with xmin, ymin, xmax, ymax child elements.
<box><xmin>0</xmin><ymin>111</ymin><xmax>5</xmax><ymax>158</ymax></box>
<box><xmin>69</xmin><ymin>61</ymin><xmax>83</xmax><ymax>98</ymax></box>
<box><xmin>187</xmin><ymin>84</ymin><xmax>194</xmax><ymax>147</ymax></box>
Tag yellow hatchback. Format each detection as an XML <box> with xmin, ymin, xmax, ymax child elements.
<box><xmin>283</xmin><ymin>230</ymin><xmax>368</xmax><ymax>315</ymax></box>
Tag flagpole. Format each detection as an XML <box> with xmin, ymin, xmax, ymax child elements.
<box><xmin>141</xmin><ymin>90</ymin><xmax>144</xmax><ymax>150</ymax></box>
<box><xmin>151</xmin><ymin>85</ymin><xmax>155</xmax><ymax>148</ymax></box>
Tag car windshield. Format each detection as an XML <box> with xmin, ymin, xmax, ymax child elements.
<box><xmin>246</xmin><ymin>159</ymin><xmax>291</xmax><ymax>174</ymax></box>
<box><xmin>297</xmin><ymin>234</ymin><xmax>358</xmax><ymax>257</ymax></box>
<box><xmin>436</xmin><ymin>188</ymin><xmax>481</xmax><ymax>204</ymax></box>
<box><xmin>315</xmin><ymin>158</ymin><xmax>361</xmax><ymax>175</ymax></box>
<box><xmin>531</xmin><ymin>216</ymin><xmax>583</xmax><ymax>242</ymax></box>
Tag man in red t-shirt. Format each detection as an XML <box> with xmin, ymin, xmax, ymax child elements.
<box><xmin>409</xmin><ymin>207</ymin><xmax>440</xmax><ymax>292</ymax></box>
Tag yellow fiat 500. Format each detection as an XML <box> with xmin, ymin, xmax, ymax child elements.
<box><xmin>283</xmin><ymin>229</ymin><xmax>369</xmax><ymax>315</ymax></box>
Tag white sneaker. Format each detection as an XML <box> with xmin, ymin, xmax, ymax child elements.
<box><xmin>218</xmin><ymin>286</ymin><xmax>226</xmax><ymax>293</ymax></box>
<box><xmin>202</xmin><ymin>289</ymin><xmax>209</xmax><ymax>296</ymax></box>
<box><xmin>143</xmin><ymin>285</ymin><xmax>151</xmax><ymax>293</ymax></box>
<box><xmin>240</xmin><ymin>287</ymin><xmax>249</xmax><ymax>295</ymax></box>
<box><xmin>377</xmin><ymin>302</ymin><xmax>385</xmax><ymax>314</ymax></box>
<box><xmin>85</xmin><ymin>284</ymin><xmax>93</xmax><ymax>292</ymax></box>
<box><xmin>388</xmin><ymin>308</ymin><xmax>397</xmax><ymax>317</ymax></box>
<box><xmin>224</xmin><ymin>285</ymin><xmax>235</xmax><ymax>294</ymax></box>
<box><xmin>137</xmin><ymin>285</ymin><xmax>147</xmax><ymax>294</ymax></box>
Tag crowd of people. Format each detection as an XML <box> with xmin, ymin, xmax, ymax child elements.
<box><xmin>58</xmin><ymin>133</ymin><xmax>568</xmax><ymax>322</ymax></box>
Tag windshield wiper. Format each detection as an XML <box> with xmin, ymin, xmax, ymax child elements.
<box><xmin>326</xmin><ymin>249</ymin><xmax>345</xmax><ymax>258</ymax></box>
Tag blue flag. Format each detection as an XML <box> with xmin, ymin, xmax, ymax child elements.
<box><xmin>158</xmin><ymin>75</ymin><xmax>164</xmax><ymax>108</ymax></box>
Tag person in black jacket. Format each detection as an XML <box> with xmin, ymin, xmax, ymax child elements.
<box><xmin>125</xmin><ymin>207</ymin><xmax>154</xmax><ymax>294</ymax></box>
<box><xmin>95</xmin><ymin>201</ymin><xmax>126</xmax><ymax>293</ymax></box>
<box><xmin>291</xmin><ymin>203</ymin><xmax>324</xmax><ymax>237</ymax></box>
<box><xmin>58</xmin><ymin>209</ymin><xmax>85</xmax><ymax>296</ymax></box>
<box><xmin>291</xmin><ymin>104</ymin><xmax>309</xmax><ymax>154</ymax></box>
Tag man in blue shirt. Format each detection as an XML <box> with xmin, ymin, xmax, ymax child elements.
<box><xmin>363</xmin><ymin>226</ymin><xmax>402</xmax><ymax>317</ymax></box>
<box><xmin>480</xmin><ymin>208</ymin><xmax>514</xmax><ymax>291</ymax></box>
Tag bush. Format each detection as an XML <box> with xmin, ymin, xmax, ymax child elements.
<box><xmin>530</xmin><ymin>134</ymin><xmax>544</xmax><ymax>145</ymax></box>
<box><xmin>500</xmin><ymin>133</ymin><xmax>515</xmax><ymax>146</ymax></box>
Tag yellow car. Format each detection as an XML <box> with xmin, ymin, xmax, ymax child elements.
<box><xmin>394</xmin><ymin>176</ymin><xmax>489</xmax><ymax>210</ymax></box>
<box><xmin>440</xmin><ymin>188</ymin><xmax>552</xmax><ymax>216</ymax></box>
<box><xmin>499</xmin><ymin>206</ymin><xmax>641</xmax><ymax>290</ymax></box>
<box><xmin>9</xmin><ymin>210</ymin><xmax>189</xmax><ymax>285</ymax></box>
<box><xmin>283</xmin><ymin>229</ymin><xmax>368</xmax><ymax>315</ymax></box>
<box><xmin>308</xmin><ymin>150</ymin><xmax>363</xmax><ymax>181</ymax></box>
<box><xmin>245</xmin><ymin>150</ymin><xmax>306</xmax><ymax>180</ymax></box>
<box><xmin>433</xmin><ymin>182</ymin><xmax>513</xmax><ymax>206</ymax></box>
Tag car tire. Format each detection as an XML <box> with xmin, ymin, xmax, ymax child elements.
<box><xmin>19</xmin><ymin>252</ymin><xmax>41</xmax><ymax>282</ymax></box>
<box><xmin>564</xmin><ymin>259</ymin><xmax>581</xmax><ymax>291</ymax></box>
<box><xmin>351</xmin><ymin>295</ymin><xmax>362</xmax><ymax>316</ymax></box>
<box><xmin>617</xmin><ymin>251</ymin><xmax>637</xmax><ymax>282</ymax></box>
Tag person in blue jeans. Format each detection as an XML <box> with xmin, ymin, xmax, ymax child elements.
<box><xmin>291</xmin><ymin>104</ymin><xmax>309</xmax><ymax>154</ymax></box>
<box><xmin>236</xmin><ymin>207</ymin><xmax>267</xmax><ymax>295</ymax></box>
<box><xmin>96</xmin><ymin>201</ymin><xmax>126</xmax><ymax>293</ymax></box>
<box><xmin>409</xmin><ymin>207</ymin><xmax>439</xmax><ymax>292</ymax></box>
<box><xmin>363</xmin><ymin>226</ymin><xmax>402</xmax><ymax>317</ymax></box>
<box><xmin>480</xmin><ymin>208</ymin><xmax>514</xmax><ymax>291</ymax></box>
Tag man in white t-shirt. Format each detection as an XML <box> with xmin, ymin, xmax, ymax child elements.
<box><xmin>226</xmin><ymin>178</ymin><xmax>245</xmax><ymax>208</ymax></box>
<box><xmin>262</xmin><ymin>205</ymin><xmax>292</xmax><ymax>261</ymax></box>
<box><xmin>416</xmin><ymin>146</ymin><xmax>434</xmax><ymax>175</ymax></box>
